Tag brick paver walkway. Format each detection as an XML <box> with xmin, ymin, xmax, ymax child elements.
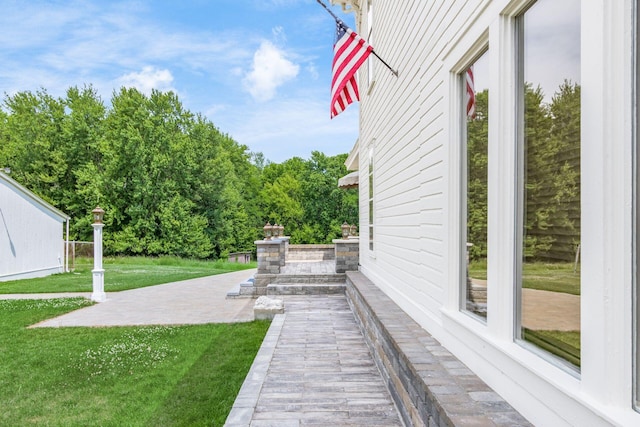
<box><xmin>225</xmin><ymin>294</ymin><xmax>403</xmax><ymax>427</ymax></box>
<box><xmin>14</xmin><ymin>269</ymin><xmax>258</xmax><ymax>327</ymax></box>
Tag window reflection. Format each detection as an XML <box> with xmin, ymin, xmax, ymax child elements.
<box><xmin>463</xmin><ymin>50</ymin><xmax>489</xmax><ymax>319</ymax></box>
<box><xmin>369</xmin><ymin>147</ymin><xmax>374</xmax><ymax>252</ymax></box>
<box><xmin>518</xmin><ymin>0</ymin><xmax>581</xmax><ymax>368</ymax></box>
<box><xmin>635</xmin><ymin>0</ymin><xmax>639</xmax><ymax>410</ymax></box>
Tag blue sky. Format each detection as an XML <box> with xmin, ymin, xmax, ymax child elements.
<box><xmin>0</xmin><ymin>0</ymin><xmax>358</xmax><ymax>163</ymax></box>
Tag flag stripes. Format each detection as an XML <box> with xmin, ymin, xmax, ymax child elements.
<box><xmin>331</xmin><ymin>21</ymin><xmax>373</xmax><ymax>118</ymax></box>
<box><xmin>466</xmin><ymin>66</ymin><xmax>476</xmax><ymax>119</ymax></box>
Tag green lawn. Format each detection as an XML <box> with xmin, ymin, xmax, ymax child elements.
<box><xmin>468</xmin><ymin>260</ymin><xmax>580</xmax><ymax>295</ymax></box>
<box><xmin>0</xmin><ymin>256</ymin><xmax>257</xmax><ymax>294</ymax></box>
<box><xmin>523</xmin><ymin>329</ymin><xmax>580</xmax><ymax>367</ymax></box>
<box><xmin>0</xmin><ymin>298</ymin><xmax>269</xmax><ymax>426</ymax></box>
<box><xmin>521</xmin><ymin>262</ymin><xmax>580</xmax><ymax>295</ymax></box>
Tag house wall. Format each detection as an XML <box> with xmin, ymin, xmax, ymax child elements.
<box><xmin>0</xmin><ymin>177</ymin><xmax>65</xmax><ymax>281</ymax></box>
<box><xmin>354</xmin><ymin>0</ymin><xmax>637</xmax><ymax>425</ymax></box>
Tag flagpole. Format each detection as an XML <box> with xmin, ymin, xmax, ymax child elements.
<box><xmin>315</xmin><ymin>0</ymin><xmax>398</xmax><ymax>77</ymax></box>
<box><xmin>370</xmin><ymin>51</ymin><xmax>398</xmax><ymax>78</ymax></box>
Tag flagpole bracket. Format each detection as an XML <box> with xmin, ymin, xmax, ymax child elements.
<box><xmin>331</xmin><ymin>0</ymin><xmax>361</xmax><ymax>15</ymax></box>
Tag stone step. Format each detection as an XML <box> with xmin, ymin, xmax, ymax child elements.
<box><xmin>270</xmin><ymin>273</ymin><xmax>346</xmax><ymax>284</ymax></box>
<box><xmin>266</xmin><ymin>283</ymin><xmax>346</xmax><ymax>295</ymax></box>
<box><xmin>225</xmin><ymin>276</ymin><xmax>255</xmax><ymax>299</ymax></box>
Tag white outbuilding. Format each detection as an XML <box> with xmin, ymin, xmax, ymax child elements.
<box><xmin>0</xmin><ymin>171</ymin><xmax>69</xmax><ymax>282</ymax></box>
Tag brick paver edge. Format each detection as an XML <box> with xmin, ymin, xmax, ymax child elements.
<box><xmin>345</xmin><ymin>271</ymin><xmax>533</xmax><ymax>427</ymax></box>
<box><xmin>224</xmin><ymin>313</ymin><xmax>286</xmax><ymax>427</ymax></box>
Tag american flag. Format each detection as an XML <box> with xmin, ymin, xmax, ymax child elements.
<box><xmin>466</xmin><ymin>66</ymin><xmax>476</xmax><ymax>119</ymax></box>
<box><xmin>331</xmin><ymin>20</ymin><xmax>373</xmax><ymax>118</ymax></box>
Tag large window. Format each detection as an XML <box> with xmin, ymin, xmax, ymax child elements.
<box><xmin>517</xmin><ymin>0</ymin><xmax>581</xmax><ymax>369</ymax></box>
<box><xmin>635</xmin><ymin>0</ymin><xmax>640</xmax><ymax>410</ymax></box>
<box><xmin>368</xmin><ymin>145</ymin><xmax>375</xmax><ymax>252</ymax></box>
<box><xmin>365</xmin><ymin>0</ymin><xmax>374</xmax><ymax>89</ymax></box>
<box><xmin>462</xmin><ymin>50</ymin><xmax>489</xmax><ymax>319</ymax></box>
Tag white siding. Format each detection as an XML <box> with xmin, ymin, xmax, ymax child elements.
<box><xmin>0</xmin><ymin>175</ymin><xmax>66</xmax><ymax>281</ymax></box>
<box><xmin>354</xmin><ymin>0</ymin><xmax>639</xmax><ymax>425</ymax></box>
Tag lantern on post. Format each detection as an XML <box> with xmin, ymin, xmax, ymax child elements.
<box><xmin>91</xmin><ymin>206</ymin><xmax>106</xmax><ymax>302</ymax></box>
<box><xmin>263</xmin><ymin>222</ymin><xmax>273</xmax><ymax>240</ymax></box>
<box><xmin>341</xmin><ymin>222</ymin><xmax>350</xmax><ymax>239</ymax></box>
<box><xmin>92</xmin><ymin>206</ymin><xmax>104</xmax><ymax>224</ymax></box>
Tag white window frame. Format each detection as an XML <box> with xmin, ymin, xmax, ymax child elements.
<box><xmin>512</xmin><ymin>0</ymin><xmax>582</xmax><ymax>374</ymax></box>
<box><xmin>366</xmin><ymin>0</ymin><xmax>375</xmax><ymax>92</ymax></box>
<box><xmin>634</xmin><ymin>0</ymin><xmax>640</xmax><ymax>412</ymax></box>
<box><xmin>459</xmin><ymin>46</ymin><xmax>490</xmax><ymax>322</ymax></box>
<box><xmin>442</xmin><ymin>0</ymin><xmax>637</xmax><ymax>423</ymax></box>
<box><xmin>368</xmin><ymin>142</ymin><xmax>375</xmax><ymax>254</ymax></box>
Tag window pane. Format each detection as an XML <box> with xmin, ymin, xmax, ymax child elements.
<box><xmin>366</xmin><ymin>0</ymin><xmax>374</xmax><ymax>88</ymax></box>
<box><xmin>635</xmin><ymin>0</ymin><xmax>640</xmax><ymax>410</ymax></box>
<box><xmin>369</xmin><ymin>147</ymin><xmax>374</xmax><ymax>252</ymax></box>
<box><xmin>463</xmin><ymin>50</ymin><xmax>489</xmax><ymax>319</ymax></box>
<box><xmin>519</xmin><ymin>0</ymin><xmax>581</xmax><ymax>369</ymax></box>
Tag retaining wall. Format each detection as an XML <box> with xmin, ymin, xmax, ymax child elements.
<box><xmin>345</xmin><ymin>271</ymin><xmax>531</xmax><ymax>427</ymax></box>
<box><xmin>286</xmin><ymin>244</ymin><xmax>335</xmax><ymax>261</ymax></box>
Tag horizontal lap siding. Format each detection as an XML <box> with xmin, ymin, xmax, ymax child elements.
<box><xmin>359</xmin><ymin>0</ymin><xmax>472</xmax><ymax>324</ymax></box>
<box><xmin>1</xmin><ymin>183</ymin><xmax>64</xmax><ymax>278</ymax></box>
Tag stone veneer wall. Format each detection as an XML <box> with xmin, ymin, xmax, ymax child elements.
<box><xmin>333</xmin><ymin>239</ymin><xmax>359</xmax><ymax>273</ymax></box>
<box><xmin>286</xmin><ymin>244</ymin><xmax>335</xmax><ymax>261</ymax></box>
<box><xmin>345</xmin><ymin>271</ymin><xmax>532</xmax><ymax>427</ymax></box>
<box><xmin>256</xmin><ymin>240</ymin><xmax>282</xmax><ymax>275</ymax></box>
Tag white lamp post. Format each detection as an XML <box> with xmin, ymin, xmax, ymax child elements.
<box><xmin>91</xmin><ymin>206</ymin><xmax>106</xmax><ymax>302</ymax></box>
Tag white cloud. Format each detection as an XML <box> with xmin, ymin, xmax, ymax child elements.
<box><xmin>525</xmin><ymin>0</ymin><xmax>580</xmax><ymax>101</ymax></box>
<box><xmin>210</xmin><ymin>93</ymin><xmax>359</xmax><ymax>162</ymax></box>
<box><xmin>205</xmin><ymin>104</ymin><xmax>227</xmax><ymax>117</ymax></box>
<box><xmin>306</xmin><ymin>62</ymin><xmax>319</xmax><ymax>80</ymax></box>
<box><xmin>272</xmin><ymin>26</ymin><xmax>287</xmax><ymax>43</ymax></box>
<box><xmin>0</xmin><ymin>1</ymin><xmax>252</xmax><ymax>99</ymax></box>
<box><xmin>252</xmin><ymin>0</ymin><xmax>307</xmax><ymax>10</ymax></box>
<box><xmin>243</xmin><ymin>41</ymin><xmax>300</xmax><ymax>102</ymax></box>
<box><xmin>116</xmin><ymin>66</ymin><xmax>175</xmax><ymax>95</ymax></box>
<box><xmin>0</xmin><ymin>0</ymin><xmax>354</xmax><ymax>163</ymax></box>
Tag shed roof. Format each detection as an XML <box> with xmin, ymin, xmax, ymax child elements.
<box><xmin>0</xmin><ymin>171</ymin><xmax>69</xmax><ymax>221</ymax></box>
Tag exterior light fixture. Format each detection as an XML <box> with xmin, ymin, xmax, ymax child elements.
<box><xmin>341</xmin><ymin>221</ymin><xmax>350</xmax><ymax>239</ymax></box>
<box><xmin>263</xmin><ymin>222</ymin><xmax>273</xmax><ymax>240</ymax></box>
<box><xmin>92</xmin><ymin>206</ymin><xmax>105</xmax><ymax>224</ymax></box>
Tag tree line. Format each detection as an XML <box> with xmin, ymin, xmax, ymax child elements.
<box><xmin>467</xmin><ymin>80</ymin><xmax>581</xmax><ymax>262</ymax></box>
<box><xmin>0</xmin><ymin>86</ymin><xmax>358</xmax><ymax>259</ymax></box>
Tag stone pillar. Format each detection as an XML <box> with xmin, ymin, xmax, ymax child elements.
<box><xmin>333</xmin><ymin>238</ymin><xmax>359</xmax><ymax>273</ymax></box>
<box><xmin>256</xmin><ymin>239</ymin><xmax>282</xmax><ymax>275</ymax></box>
<box><xmin>279</xmin><ymin>236</ymin><xmax>290</xmax><ymax>267</ymax></box>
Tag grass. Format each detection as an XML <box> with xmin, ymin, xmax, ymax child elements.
<box><xmin>0</xmin><ymin>256</ymin><xmax>257</xmax><ymax>294</ymax></box>
<box><xmin>468</xmin><ymin>259</ymin><xmax>580</xmax><ymax>295</ymax></box>
<box><xmin>521</xmin><ymin>262</ymin><xmax>580</xmax><ymax>295</ymax></box>
<box><xmin>523</xmin><ymin>329</ymin><xmax>581</xmax><ymax>367</ymax></box>
<box><xmin>469</xmin><ymin>260</ymin><xmax>581</xmax><ymax>366</ymax></box>
<box><xmin>467</xmin><ymin>259</ymin><xmax>487</xmax><ymax>281</ymax></box>
<box><xmin>0</xmin><ymin>298</ymin><xmax>270</xmax><ymax>426</ymax></box>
